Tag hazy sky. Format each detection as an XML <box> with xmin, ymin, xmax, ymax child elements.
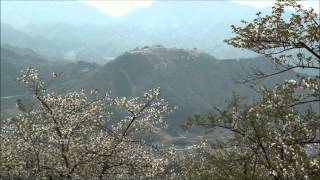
<box><xmin>81</xmin><ymin>0</ymin><xmax>154</xmax><ymax>17</ymax></box>
<box><xmin>81</xmin><ymin>0</ymin><xmax>319</xmax><ymax>17</ymax></box>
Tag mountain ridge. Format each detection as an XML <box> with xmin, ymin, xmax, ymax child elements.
<box><xmin>1</xmin><ymin>1</ymin><xmax>262</xmax><ymax>62</ymax></box>
<box><xmin>1</xmin><ymin>45</ymin><xmax>297</xmax><ymax>142</ymax></box>
<box><xmin>59</xmin><ymin>46</ymin><xmax>296</xmax><ymax>131</ymax></box>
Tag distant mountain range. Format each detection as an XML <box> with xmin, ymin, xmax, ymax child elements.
<box><xmin>1</xmin><ymin>1</ymin><xmax>263</xmax><ymax>63</ymax></box>
<box><xmin>1</xmin><ymin>1</ymin><xmax>112</xmax><ymax>27</ymax></box>
<box><xmin>1</xmin><ymin>45</ymin><xmax>296</xmax><ymax>137</ymax></box>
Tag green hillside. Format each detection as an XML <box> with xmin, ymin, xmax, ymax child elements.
<box><xmin>65</xmin><ymin>46</ymin><xmax>296</xmax><ymax>132</ymax></box>
<box><xmin>1</xmin><ymin>45</ymin><xmax>297</xmax><ymax>141</ymax></box>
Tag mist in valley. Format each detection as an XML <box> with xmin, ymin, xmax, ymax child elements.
<box><xmin>1</xmin><ymin>1</ymin><xmax>319</xmax><ymax>179</ymax></box>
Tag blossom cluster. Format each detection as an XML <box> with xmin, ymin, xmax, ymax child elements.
<box><xmin>1</xmin><ymin>67</ymin><xmax>176</xmax><ymax>179</ymax></box>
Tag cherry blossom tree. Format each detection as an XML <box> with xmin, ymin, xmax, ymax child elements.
<box><xmin>184</xmin><ymin>0</ymin><xmax>320</xmax><ymax>179</ymax></box>
<box><xmin>225</xmin><ymin>0</ymin><xmax>319</xmax><ymax>83</ymax></box>
<box><xmin>1</xmin><ymin>68</ymin><xmax>177</xmax><ymax>179</ymax></box>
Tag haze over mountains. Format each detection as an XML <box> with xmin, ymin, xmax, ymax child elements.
<box><xmin>1</xmin><ymin>1</ymin><xmax>112</xmax><ymax>26</ymax></box>
<box><xmin>1</xmin><ymin>1</ymin><xmax>261</xmax><ymax>63</ymax></box>
<box><xmin>1</xmin><ymin>1</ymin><xmax>299</xmax><ymax>143</ymax></box>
